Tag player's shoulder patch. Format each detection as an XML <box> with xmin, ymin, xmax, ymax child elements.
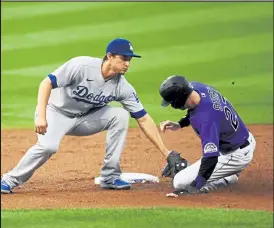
<box><xmin>204</xmin><ymin>142</ymin><xmax>218</xmax><ymax>153</ymax></box>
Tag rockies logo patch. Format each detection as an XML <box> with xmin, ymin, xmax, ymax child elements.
<box><xmin>204</xmin><ymin>142</ymin><xmax>218</xmax><ymax>153</ymax></box>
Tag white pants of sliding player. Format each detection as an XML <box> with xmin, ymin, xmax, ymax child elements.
<box><xmin>173</xmin><ymin>132</ymin><xmax>256</xmax><ymax>192</ymax></box>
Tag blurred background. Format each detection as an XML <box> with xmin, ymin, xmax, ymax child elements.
<box><xmin>1</xmin><ymin>2</ymin><xmax>273</xmax><ymax>128</ymax></box>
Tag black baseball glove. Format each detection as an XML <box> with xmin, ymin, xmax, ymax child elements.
<box><xmin>162</xmin><ymin>151</ymin><xmax>189</xmax><ymax>178</ymax></box>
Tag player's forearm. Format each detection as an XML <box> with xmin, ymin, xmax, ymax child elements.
<box><xmin>178</xmin><ymin>116</ymin><xmax>190</xmax><ymax>128</ymax></box>
<box><xmin>192</xmin><ymin>156</ymin><xmax>218</xmax><ymax>189</ymax></box>
<box><xmin>178</xmin><ymin>112</ymin><xmax>190</xmax><ymax>128</ymax></box>
<box><xmin>137</xmin><ymin>114</ymin><xmax>169</xmax><ymax>158</ymax></box>
<box><xmin>37</xmin><ymin>77</ymin><xmax>53</xmax><ymax>118</ymax></box>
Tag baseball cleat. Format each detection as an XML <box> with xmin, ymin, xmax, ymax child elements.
<box><xmin>1</xmin><ymin>180</ymin><xmax>12</xmax><ymax>194</ymax></box>
<box><xmin>100</xmin><ymin>178</ymin><xmax>132</xmax><ymax>190</ymax></box>
<box><xmin>201</xmin><ymin>174</ymin><xmax>239</xmax><ymax>192</ymax></box>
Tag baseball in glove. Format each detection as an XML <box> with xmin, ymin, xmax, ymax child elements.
<box><xmin>162</xmin><ymin>151</ymin><xmax>189</xmax><ymax>178</ymax></box>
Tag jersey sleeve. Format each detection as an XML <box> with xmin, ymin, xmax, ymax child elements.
<box><xmin>191</xmin><ymin>120</ymin><xmax>220</xmax><ymax>188</ymax></box>
<box><xmin>117</xmin><ymin>78</ymin><xmax>147</xmax><ymax>119</ymax></box>
<box><xmin>48</xmin><ymin>58</ymin><xmax>81</xmax><ymax>88</ymax></box>
<box><xmin>200</xmin><ymin>121</ymin><xmax>220</xmax><ymax>157</ymax></box>
<box><xmin>178</xmin><ymin>111</ymin><xmax>190</xmax><ymax>128</ymax></box>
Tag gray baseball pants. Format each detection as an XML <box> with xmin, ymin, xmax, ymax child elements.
<box><xmin>2</xmin><ymin>105</ymin><xmax>129</xmax><ymax>188</ymax></box>
<box><xmin>173</xmin><ymin>132</ymin><xmax>256</xmax><ymax>192</ymax></box>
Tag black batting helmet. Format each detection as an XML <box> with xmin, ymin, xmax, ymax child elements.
<box><xmin>159</xmin><ymin>75</ymin><xmax>193</xmax><ymax>109</ymax></box>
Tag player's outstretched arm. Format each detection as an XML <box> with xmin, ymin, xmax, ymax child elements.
<box><xmin>136</xmin><ymin>113</ymin><xmax>170</xmax><ymax>158</ymax></box>
<box><xmin>35</xmin><ymin>77</ymin><xmax>53</xmax><ymax>135</ymax></box>
<box><xmin>160</xmin><ymin>113</ymin><xmax>190</xmax><ymax>132</ymax></box>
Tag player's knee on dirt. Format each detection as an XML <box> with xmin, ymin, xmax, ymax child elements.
<box><xmin>111</xmin><ymin>108</ymin><xmax>129</xmax><ymax>129</ymax></box>
<box><xmin>39</xmin><ymin>143</ymin><xmax>59</xmax><ymax>156</ymax></box>
<box><xmin>173</xmin><ymin>172</ymin><xmax>193</xmax><ymax>190</ymax></box>
<box><xmin>173</xmin><ymin>174</ymin><xmax>185</xmax><ymax>190</ymax></box>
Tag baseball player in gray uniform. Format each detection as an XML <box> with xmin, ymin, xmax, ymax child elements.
<box><xmin>1</xmin><ymin>38</ymin><xmax>173</xmax><ymax>193</ymax></box>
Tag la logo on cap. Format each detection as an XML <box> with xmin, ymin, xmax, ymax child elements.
<box><xmin>129</xmin><ymin>43</ymin><xmax>133</xmax><ymax>51</ymax></box>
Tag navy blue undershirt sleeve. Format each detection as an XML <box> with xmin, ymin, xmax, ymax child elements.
<box><xmin>48</xmin><ymin>74</ymin><xmax>58</xmax><ymax>89</ymax></box>
<box><xmin>130</xmin><ymin>109</ymin><xmax>147</xmax><ymax>119</ymax></box>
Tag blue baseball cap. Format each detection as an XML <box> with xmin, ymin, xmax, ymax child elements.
<box><xmin>106</xmin><ymin>38</ymin><xmax>141</xmax><ymax>58</ymax></box>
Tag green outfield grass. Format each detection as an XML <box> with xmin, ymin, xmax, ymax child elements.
<box><xmin>1</xmin><ymin>208</ymin><xmax>273</xmax><ymax>228</ymax></box>
<box><xmin>1</xmin><ymin>2</ymin><xmax>273</xmax><ymax>129</ymax></box>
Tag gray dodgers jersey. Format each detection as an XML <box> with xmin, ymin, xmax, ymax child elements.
<box><xmin>47</xmin><ymin>56</ymin><xmax>146</xmax><ymax>119</ymax></box>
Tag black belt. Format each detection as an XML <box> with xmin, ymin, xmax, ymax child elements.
<box><xmin>239</xmin><ymin>139</ymin><xmax>250</xmax><ymax>149</ymax></box>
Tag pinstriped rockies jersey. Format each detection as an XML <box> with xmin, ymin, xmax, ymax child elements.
<box><xmin>188</xmin><ymin>82</ymin><xmax>249</xmax><ymax>157</ymax></box>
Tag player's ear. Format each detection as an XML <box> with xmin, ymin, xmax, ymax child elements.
<box><xmin>106</xmin><ymin>52</ymin><xmax>113</xmax><ymax>60</ymax></box>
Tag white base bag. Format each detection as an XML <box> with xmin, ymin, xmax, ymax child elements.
<box><xmin>94</xmin><ymin>172</ymin><xmax>159</xmax><ymax>185</ymax></box>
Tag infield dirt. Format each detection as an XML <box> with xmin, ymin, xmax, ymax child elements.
<box><xmin>1</xmin><ymin>125</ymin><xmax>273</xmax><ymax>211</ymax></box>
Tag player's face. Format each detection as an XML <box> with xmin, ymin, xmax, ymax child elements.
<box><xmin>171</xmin><ymin>101</ymin><xmax>187</xmax><ymax>110</ymax></box>
<box><xmin>111</xmin><ymin>55</ymin><xmax>132</xmax><ymax>74</ymax></box>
